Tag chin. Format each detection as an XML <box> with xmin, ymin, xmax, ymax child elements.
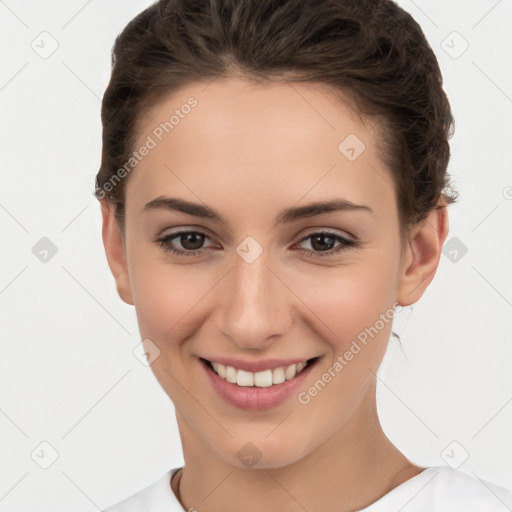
<box><xmin>211</xmin><ymin>433</ymin><xmax>311</xmax><ymax>470</ymax></box>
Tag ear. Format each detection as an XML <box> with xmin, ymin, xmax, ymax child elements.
<box><xmin>397</xmin><ymin>198</ymin><xmax>449</xmax><ymax>306</ymax></box>
<box><xmin>100</xmin><ymin>200</ymin><xmax>134</xmax><ymax>306</ymax></box>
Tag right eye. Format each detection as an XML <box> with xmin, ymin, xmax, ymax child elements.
<box><xmin>155</xmin><ymin>230</ymin><xmax>216</xmax><ymax>256</ymax></box>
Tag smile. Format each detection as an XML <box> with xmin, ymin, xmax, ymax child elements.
<box><xmin>206</xmin><ymin>359</ymin><xmax>313</xmax><ymax>387</ymax></box>
<box><xmin>200</xmin><ymin>356</ymin><xmax>321</xmax><ymax>410</ymax></box>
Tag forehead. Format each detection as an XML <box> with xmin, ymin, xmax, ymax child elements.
<box><xmin>127</xmin><ymin>76</ymin><xmax>396</xmax><ymax>224</ymax></box>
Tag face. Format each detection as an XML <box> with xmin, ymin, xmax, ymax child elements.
<box><xmin>102</xmin><ymin>76</ymin><xmax>439</xmax><ymax>469</ymax></box>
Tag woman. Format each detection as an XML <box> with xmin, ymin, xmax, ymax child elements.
<box><xmin>96</xmin><ymin>0</ymin><xmax>512</xmax><ymax>510</ymax></box>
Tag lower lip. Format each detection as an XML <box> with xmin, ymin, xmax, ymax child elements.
<box><xmin>200</xmin><ymin>358</ymin><xmax>319</xmax><ymax>411</ymax></box>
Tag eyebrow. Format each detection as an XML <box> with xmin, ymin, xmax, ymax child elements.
<box><xmin>143</xmin><ymin>196</ymin><xmax>373</xmax><ymax>226</ymax></box>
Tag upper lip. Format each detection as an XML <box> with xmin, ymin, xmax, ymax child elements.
<box><xmin>200</xmin><ymin>356</ymin><xmax>318</xmax><ymax>373</ymax></box>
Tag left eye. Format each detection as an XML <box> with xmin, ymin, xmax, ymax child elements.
<box><xmin>297</xmin><ymin>231</ymin><xmax>357</xmax><ymax>256</ymax></box>
<box><xmin>155</xmin><ymin>230</ymin><xmax>358</xmax><ymax>257</ymax></box>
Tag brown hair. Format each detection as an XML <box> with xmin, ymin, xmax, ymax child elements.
<box><xmin>94</xmin><ymin>0</ymin><xmax>457</xmax><ymax>239</ymax></box>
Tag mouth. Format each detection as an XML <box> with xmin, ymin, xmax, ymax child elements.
<box><xmin>201</xmin><ymin>357</ymin><xmax>319</xmax><ymax>387</ymax></box>
<box><xmin>199</xmin><ymin>356</ymin><xmax>321</xmax><ymax>410</ymax></box>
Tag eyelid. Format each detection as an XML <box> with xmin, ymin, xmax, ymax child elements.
<box><xmin>294</xmin><ymin>230</ymin><xmax>360</xmax><ymax>256</ymax></box>
<box><xmin>157</xmin><ymin>224</ymin><xmax>217</xmax><ymax>238</ymax></box>
<box><xmin>155</xmin><ymin>226</ymin><xmax>360</xmax><ymax>259</ymax></box>
<box><xmin>157</xmin><ymin>227</ymin><xmax>355</xmax><ymax>248</ymax></box>
<box><xmin>298</xmin><ymin>227</ymin><xmax>356</xmax><ymax>242</ymax></box>
<box><xmin>157</xmin><ymin>228</ymin><xmax>218</xmax><ymax>249</ymax></box>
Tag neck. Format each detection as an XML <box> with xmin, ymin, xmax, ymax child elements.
<box><xmin>173</xmin><ymin>383</ymin><xmax>423</xmax><ymax>512</ymax></box>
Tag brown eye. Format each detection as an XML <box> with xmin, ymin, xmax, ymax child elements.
<box><xmin>297</xmin><ymin>231</ymin><xmax>359</xmax><ymax>257</ymax></box>
<box><xmin>308</xmin><ymin>233</ymin><xmax>337</xmax><ymax>252</ymax></box>
<box><xmin>155</xmin><ymin>229</ymin><xmax>360</xmax><ymax>258</ymax></box>
<box><xmin>177</xmin><ymin>232</ymin><xmax>205</xmax><ymax>251</ymax></box>
<box><xmin>156</xmin><ymin>230</ymin><xmax>215</xmax><ymax>256</ymax></box>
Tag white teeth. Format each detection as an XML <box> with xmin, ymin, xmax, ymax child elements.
<box><xmin>209</xmin><ymin>360</ymin><xmax>311</xmax><ymax>387</ymax></box>
<box><xmin>216</xmin><ymin>363</ymin><xmax>226</xmax><ymax>379</ymax></box>
<box><xmin>225</xmin><ymin>365</ymin><xmax>237</xmax><ymax>384</ymax></box>
<box><xmin>272</xmin><ymin>367</ymin><xmax>285</xmax><ymax>385</ymax></box>
<box><xmin>236</xmin><ymin>369</ymin><xmax>254</xmax><ymax>386</ymax></box>
<box><xmin>254</xmin><ymin>369</ymin><xmax>273</xmax><ymax>387</ymax></box>
<box><xmin>284</xmin><ymin>363</ymin><xmax>296</xmax><ymax>380</ymax></box>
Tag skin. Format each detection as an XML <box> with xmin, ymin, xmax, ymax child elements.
<box><xmin>101</xmin><ymin>76</ymin><xmax>449</xmax><ymax>512</ymax></box>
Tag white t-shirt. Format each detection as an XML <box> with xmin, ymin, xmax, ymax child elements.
<box><xmin>103</xmin><ymin>465</ymin><xmax>512</xmax><ymax>511</ymax></box>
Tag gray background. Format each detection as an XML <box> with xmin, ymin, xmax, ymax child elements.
<box><xmin>1</xmin><ymin>0</ymin><xmax>511</xmax><ymax>510</ymax></box>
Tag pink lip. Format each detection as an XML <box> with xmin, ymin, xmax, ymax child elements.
<box><xmin>200</xmin><ymin>356</ymin><xmax>314</xmax><ymax>373</ymax></box>
<box><xmin>200</xmin><ymin>357</ymin><xmax>319</xmax><ymax>411</ymax></box>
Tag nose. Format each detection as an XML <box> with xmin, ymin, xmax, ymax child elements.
<box><xmin>214</xmin><ymin>247</ymin><xmax>292</xmax><ymax>351</ymax></box>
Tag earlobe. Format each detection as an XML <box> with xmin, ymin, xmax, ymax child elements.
<box><xmin>100</xmin><ymin>200</ymin><xmax>134</xmax><ymax>306</ymax></box>
<box><xmin>397</xmin><ymin>200</ymin><xmax>449</xmax><ymax>307</ymax></box>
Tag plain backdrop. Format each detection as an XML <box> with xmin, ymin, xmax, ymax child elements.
<box><xmin>1</xmin><ymin>0</ymin><xmax>511</xmax><ymax>510</ymax></box>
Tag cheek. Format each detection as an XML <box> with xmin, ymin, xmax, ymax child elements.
<box><xmin>129</xmin><ymin>241</ymin><xmax>400</xmax><ymax>350</ymax></box>
<box><xmin>290</xmin><ymin>267</ymin><xmax>397</xmax><ymax>425</ymax></box>
<box><xmin>292</xmin><ymin>256</ymin><xmax>399</xmax><ymax>348</ymax></box>
<box><xmin>130</xmin><ymin>260</ymin><xmax>207</xmax><ymax>343</ymax></box>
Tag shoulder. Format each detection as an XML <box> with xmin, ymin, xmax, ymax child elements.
<box><xmin>102</xmin><ymin>468</ymin><xmax>183</xmax><ymax>512</ymax></box>
<box><xmin>360</xmin><ymin>465</ymin><xmax>512</xmax><ymax>512</ymax></box>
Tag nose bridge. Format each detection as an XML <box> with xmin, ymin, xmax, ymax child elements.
<box><xmin>216</xmin><ymin>244</ymin><xmax>289</xmax><ymax>348</ymax></box>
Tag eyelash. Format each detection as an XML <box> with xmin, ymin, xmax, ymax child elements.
<box><xmin>155</xmin><ymin>230</ymin><xmax>360</xmax><ymax>258</ymax></box>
